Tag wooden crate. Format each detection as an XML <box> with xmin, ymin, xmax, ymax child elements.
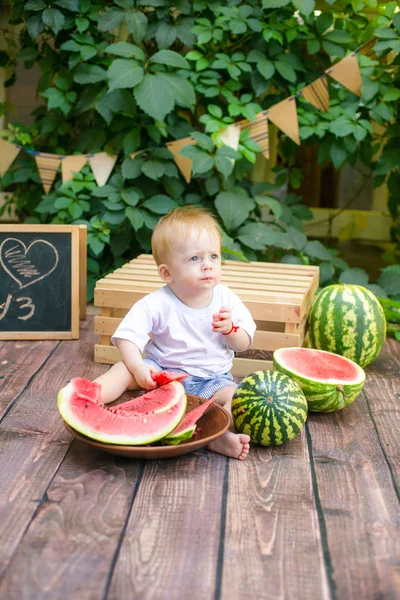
<box><xmin>94</xmin><ymin>254</ymin><xmax>319</xmax><ymax>377</ymax></box>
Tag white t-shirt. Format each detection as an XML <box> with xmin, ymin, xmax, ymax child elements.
<box><xmin>111</xmin><ymin>284</ymin><xmax>256</xmax><ymax>377</ymax></box>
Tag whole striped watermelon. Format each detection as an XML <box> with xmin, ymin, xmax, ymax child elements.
<box><xmin>231</xmin><ymin>371</ymin><xmax>308</xmax><ymax>446</ymax></box>
<box><xmin>274</xmin><ymin>347</ymin><xmax>365</xmax><ymax>412</ymax></box>
<box><xmin>307</xmin><ymin>284</ymin><xmax>386</xmax><ymax>368</ymax></box>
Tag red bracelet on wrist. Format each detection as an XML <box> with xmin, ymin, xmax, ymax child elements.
<box><xmin>222</xmin><ymin>323</ymin><xmax>240</xmax><ymax>335</ymax></box>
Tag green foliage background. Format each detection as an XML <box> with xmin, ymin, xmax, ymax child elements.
<box><xmin>0</xmin><ymin>0</ymin><xmax>399</xmax><ymax>301</ymax></box>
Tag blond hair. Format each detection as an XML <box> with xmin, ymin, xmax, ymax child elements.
<box><xmin>151</xmin><ymin>205</ymin><xmax>222</xmax><ymax>265</ymax></box>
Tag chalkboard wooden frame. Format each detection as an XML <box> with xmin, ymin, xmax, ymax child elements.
<box><xmin>0</xmin><ymin>224</ymin><xmax>86</xmax><ymax>340</ymax></box>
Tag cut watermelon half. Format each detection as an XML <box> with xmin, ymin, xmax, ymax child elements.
<box><xmin>162</xmin><ymin>398</ymin><xmax>214</xmax><ymax>445</ymax></box>
<box><xmin>273</xmin><ymin>347</ymin><xmax>365</xmax><ymax>412</ymax></box>
<box><xmin>58</xmin><ymin>378</ymin><xmax>187</xmax><ymax>445</ymax></box>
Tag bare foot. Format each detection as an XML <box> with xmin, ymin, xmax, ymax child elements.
<box><xmin>207</xmin><ymin>431</ymin><xmax>250</xmax><ymax>460</ymax></box>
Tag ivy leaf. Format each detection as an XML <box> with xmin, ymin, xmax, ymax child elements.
<box><xmin>256</xmin><ymin>57</ymin><xmax>275</xmax><ymax>80</ymax></box>
<box><xmin>134</xmin><ymin>73</ymin><xmax>174</xmax><ymax>121</ymax></box>
<box><xmin>25</xmin><ymin>0</ymin><xmax>46</xmax><ymax>9</ymax></box>
<box><xmin>142</xmin><ymin>195</ymin><xmax>178</xmax><ymax>213</ymax></box>
<box><xmin>274</xmin><ymin>59</ymin><xmax>296</xmax><ymax>82</ymax></box>
<box><xmin>339</xmin><ymin>268</ymin><xmax>370</xmax><ymax>286</ymax></box>
<box><xmin>149</xmin><ymin>49</ymin><xmax>190</xmax><ymax>69</ymax></box>
<box><xmin>141</xmin><ymin>159</ymin><xmax>166</xmax><ymax>180</ymax></box>
<box><xmin>319</xmin><ymin>261</ymin><xmax>335</xmax><ymax>284</ymax></box>
<box><xmin>27</xmin><ymin>15</ymin><xmax>45</xmax><ymax>38</ymax></box>
<box><xmin>292</xmin><ymin>0</ymin><xmax>315</xmax><ymax>17</ymax></box>
<box><xmin>125</xmin><ymin>207</ymin><xmax>144</xmax><ymax>230</ymax></box>
<box><xmin>126</xmin><ymin>10</ymin><xmax>148</xmax><ymax>44</ymax></box>
<box><xmin>254</xmin><ymin>195</ymin><xmax>283</xmax><ymax>219</ymax></box>
<box><xmin>262</xmin><ymin>0</ymin><xmax>290</xmax><ymax>7</ymax></box>
<box><xmin>215</xmin><ymin>146</ymin><xmax>237</xmax><ymax>180</ymax></box>
<box><xmin>42</xmin><ymin>8</ymin><xmax>65</xmax><ymax>35</ymax></box>
<box><xmin>287</xmin><ymin>226</ymin><xmax>307</xmax><ymax>251</ymax></box>
<box><xmin>74</xmin><ymin>64</ymin><xmax>107</xmax><ymax>84</ymax></box>
<box><xmin>156</xmin><ymin>22</ymin><xmax>177</xmax><ymax>49</ymax></box>
<box><xmin>158</xmin><ymin>73</ymin><xmax>195</xmax><ymax>109</ymax></box>
<box><xmin>362</xmin><ymin>78</ymin><xmax>379</xmax><ymax>103</ymax></box>
<box><xmin>122</xmin><ymin>155</ymin><xmax>145</xmax><ymax>179</ymax></box>
<box><xmin>108</xmin><ymin>59</ymin><xmax>144</xmax><ymax>90</ymax></box>
<box><xmin>98</xmin><ymin>8</ymin><xmax>125</xmax><ymax>32</ymax></box>
<box><xmin>179</xmin><ymin>145</ymin><xmax>214</xmax><ymax>174</ymax></box>
<box><xmin>121</xmin><ymin>188</ymin><xmax>141</xmax><ymax>207</ymax></box>
<box><xmin>55</xmin><ymin>0</ymin><xmax>80</xmax><ymax>11</ymax></box>
<box><xmin>237</xmin><ymin>222</ymin><xmax>273</xmax><ymax>250</ymax></box>
<box><xmin>105</xmin><ymin>42</ymin><xmax>145</xmax><ymax>61</ymax></box>
<box><xmin>377</xmin><ymin>265</ymin><xmax>400</xmax><ymax>295</ymax></box>
<box><xmin>304</xmin><ymin>240</ymin><xmax>333</xmax><ymax>261</ymax></box>
<box><xmin>215</xmin><ymin>192</ymin><xmax>253</xmax><ymax>231</ymax></box>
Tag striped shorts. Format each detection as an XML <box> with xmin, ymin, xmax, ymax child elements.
<box><xmin>144</xmin><ymin>359</ymin><xmax>237</xmax><ymax>400</ymax></box>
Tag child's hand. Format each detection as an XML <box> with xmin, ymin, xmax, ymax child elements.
<box><xmin>212</xmin><ymin>306</ymin><xmax>232</xmax><ymax>335</ymax></box>
<box><xmin>133</xmin><ymin>364</ymin><xmax>157</xmax><ymax>390</ymax></box>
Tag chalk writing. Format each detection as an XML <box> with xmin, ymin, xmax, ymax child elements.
<box><xmin>0</xmin><ymin>294</ymin><xmax>35</xmax><ymax>321</ymax></box>
<box><xmin>0</xmin><ymin>238</ymin><xmax>59</xmax><ymax>289</ymax></box>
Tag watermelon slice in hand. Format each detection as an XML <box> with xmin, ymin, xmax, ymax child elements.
<box><xmin>152</xmin><ymin>370</ymin><xmax>189</xmax><ymax>386</ymax></box>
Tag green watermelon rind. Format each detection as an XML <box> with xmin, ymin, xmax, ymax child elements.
<box><xmin>58</xmin><ymin>379</ymin><xmax>187</xmax><ymax>446</ymax></box>
<box><xmin>161</xmin><ymin>425</ymin><xmax>196</xmax><ymax>445</ymax></box>
<box><xmin>307</xmin><ymin>284</ymin><xmax>386</xmax><ymax>368</ymax></box>
<box><xmin>273</xmin><ymin>348</ymin><xmax>366</xmax><ymax>413</ymax></box>
<box><xmin>231</xmin><ymin>370</ymin><xmax>308</xmax><ymax>446</ymax></box>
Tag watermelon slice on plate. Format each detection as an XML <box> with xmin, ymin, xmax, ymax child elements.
<box><xmin>58</xmin><ymin>377</ymin><xmax>187</xmax><ymax>445</ymax></box>
<box><xmin>162</xmin><ymin>398</ymin><xmax>214</xmax><ymax>445</ymax></box>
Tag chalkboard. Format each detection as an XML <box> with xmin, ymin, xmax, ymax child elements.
<box><xmin>0</xmin><ymin>225</ymin><xmax>86</xmax><ymax>340</ymax></box>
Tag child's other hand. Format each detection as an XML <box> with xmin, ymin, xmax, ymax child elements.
<box><xmin>133</xmin><ymin>364</ymin><xmax>157</xmax><ymax>390</ymax></box>
<box><xmin>212</xmin><ymin>306</ymin><xmax>232</xmax><ymax>335</ymax></box>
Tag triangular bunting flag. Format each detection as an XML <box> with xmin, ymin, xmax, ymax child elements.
<box><xmin>267</xmin><ymin>98</ymin><xmax>300</xmax><ymax>145</ymax></box>
<box><xmin>62</xmin><ymin>154</ymin><xmax>88</xmax><ymax>183</ymax></box>
<box><xmin>301</xmin><ymin>77</ymin><xmax>330</xmax><ymax>112</ymax></box>
<box><xmin>326</xmin><ymin>53</ymin><xmax>362</xmax><ymax>97</ymax></box>
<box><xmin>88</xmin><ymin>152</ymin><xmax>118</xmax><ymax>187</ymax></box>
<box><xmin>238</xmin><ymin>113</ymin><xmax>269</xmax><ymax>158</ymax></box>
<box><xmin>0</xmin><ymin>139</ymin><xmax>20</xmax><ymax>177</ymax></box>
<box><xmin>34</xmin><ymin>152</ymin><xmax>62</xmax><ymax>194</ymax></box>
<box><xmin>166</xmin><ymin>137</ymin><xmax>196</xmax><ymax>183</ymax></box>
<box><xmin>219</xmin><ymin>124</ymin><xmax>240</xmax><ymax>150</ymax></box>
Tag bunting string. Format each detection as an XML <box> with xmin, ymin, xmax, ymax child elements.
<box><xmin>0</xmin><ymin>41</ymin><xmax>373</xmax><ymax>191</ymax></box>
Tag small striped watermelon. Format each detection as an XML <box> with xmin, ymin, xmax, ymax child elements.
<box><xmin>307</xmin><ymin>284</ymin><xmax>386</xmax><ymax>368</ymax></box>
<box><xmin>231</xmin><ymin>371</ymin><xmax>308</xmax><ymax>446</ymax></box>
<box><xmin>273</xmin><ymin>347</ymin><xmax>365</xmax><ymax>412</ymax></box>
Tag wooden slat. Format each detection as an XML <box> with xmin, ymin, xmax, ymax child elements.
<box><xmin>305</xmin><ymin>359</ymin><xmax>400</xmax><ymax>598</ymax></box>
<box><xmin>220</xmin><ymin>437</ymin><xmax>331</xmax><ymax>599</ymax></box>
<box><xmin>0</xmin><ymin>339</ymin><xmax>58</xmax><ymax>420</ymax></box>
<box><xmin>107</xmin><ymin>456</ymin><xmax>226</xmax><ymax>598</ymax></box>
<box><xmin>94</xmin><ymin>315</ymin><xmax>301</xmax><ymax>351</ymax></box>
<box><xmin>114</xmin><ymin>265</ymin><xmax>316</xmax><ymax>285</ymax></box>
<box><xmin>0</xmin><ymin>442</ymin><xmax>141</xmax><ymax>599</ymax></box>
<box><xmin>94</xmin><ymin>288</ymin><xmax>304</xmax><ymax>322</ymax></box>
<box><xmin>0</xmin><ymin>320</ymin><xmax>108</xmax><ymax>581</ymax></box>
<box><xmin>94</xmin><ymin>343</ymin><xmax>273</xmax><ymax>376</ymax></box>
<box><xmin>105</xmin><ymin>270</ymin><xmax>313</xmax><ymax>292</ymax></box>
<box><xmin>95</xmin><ymin>277</ymin><xmax>306</xmax><ymax>300</ymax></box>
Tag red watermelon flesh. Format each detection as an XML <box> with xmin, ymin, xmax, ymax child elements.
<box><xmin>277</xmin><ymin>347</ymin><xmax>362</xmax><ymax>383</ymax></box>
<box><xmin>58</xmin><ymin>378</ymin><xmax>187</xmax><ymax>445</ymax></box>
<box><xmin>162</xmin><ymin>398</ymin><xmax>214</xmax><ymax>444</ymax></box>
<box><xmin>108</xmin><ymin>385</ymin><xmax>181</xmax><ymax>416</ymax></box>
<box><xmin>151</xmin><ymin>370</ymin><xmax>189</xmax><ymax>386</ymax></box>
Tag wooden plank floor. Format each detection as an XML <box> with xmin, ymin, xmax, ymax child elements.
<box><xmin>0</xmin><ymin>313</ymin><xmax>399</xmax><ymax>600</ymax></box>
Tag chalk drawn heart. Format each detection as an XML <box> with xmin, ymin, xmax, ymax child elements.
<box><xmin>0</xmin><ymin>238</ymin><xmax>59</xmax><ymax>290</ymax></box>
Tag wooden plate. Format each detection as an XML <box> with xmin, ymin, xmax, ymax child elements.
<box><xmin>63</xmin><ymin>394</ymin><xmax>231</xmax><ymax>459</ymax></box>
